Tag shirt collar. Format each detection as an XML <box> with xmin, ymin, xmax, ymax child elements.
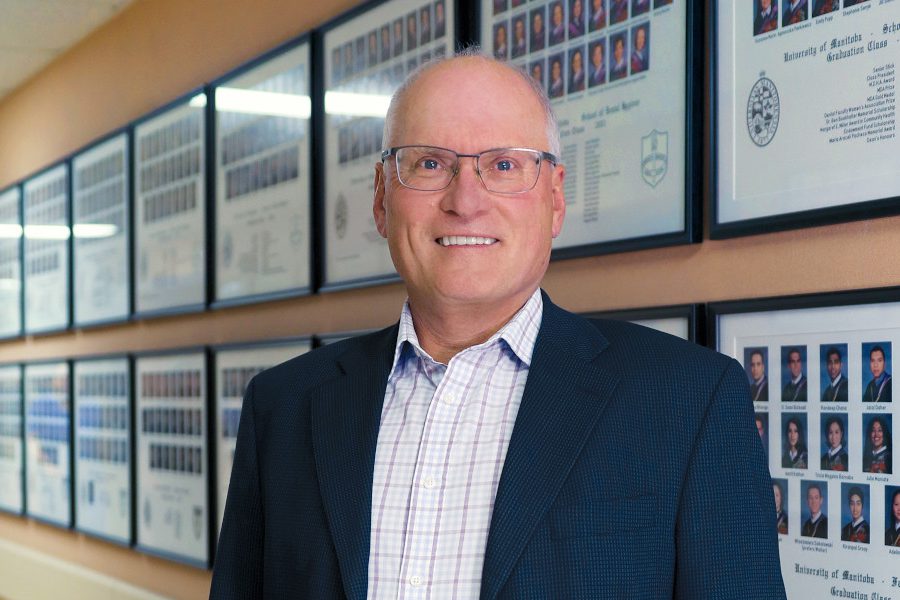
<box><xmin>388</xmin><ymin>289</ymin><xmax>543</xmax><ymax>378</ymax></box>
<box><xmin>831</xmin><ymin>373</ymin><xmax>843</xmax><ymax>387</ymax></box>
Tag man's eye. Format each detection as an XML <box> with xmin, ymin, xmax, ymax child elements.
<box><xmin>495</xmin><ymin>159</ymin><xmax>514</xmax><ymax>171</ymax></box>
<box><xmin>416</xmin><ymin>157</ymin><xmax>444</xmax><ymax>170</ymax></box>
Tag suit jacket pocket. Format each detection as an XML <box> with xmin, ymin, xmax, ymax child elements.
<box><xmin>548</xmin><ymin>493</ymin><xmax>657</xmax><ymax>539</ymax></box>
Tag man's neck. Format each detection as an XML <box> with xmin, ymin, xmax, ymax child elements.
<box><xmin>407</xmin><ymin>290</ymin><xmax>537</xmax><ymax>364</ymax></box>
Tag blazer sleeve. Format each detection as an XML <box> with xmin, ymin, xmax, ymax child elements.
<box><xmin>673</xmin><ymin>359</ymin><xmax>786</xmax><ymax>599</ymax></box>
<box><xmin>209</xmin><ymin>379</ymin><xmax>264</xmax><ymax>599</ymax></box>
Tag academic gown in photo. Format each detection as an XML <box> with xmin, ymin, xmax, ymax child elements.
<box><xmin>210</xmin><ymin>294</ymin><xmax>785</xmax><ymax>599</ymax></box>
<box><xmin>822</xmin><ymin>377</ymin><xmax>848</xmax><ymax>402</ymax></box>
<box><xmin>841</xmin><ymin>519</ymin><xmax>869</xmax><ymax>543</ymax></box>
<box><xmin>782</xmin><ymin>375</ymin><xmax>807</xmax><ymax>403</ymax></box>
<box><xmin>802</xmin><ymin>515</ymin><xmax>828</xmax><ymax>538</ymax></box>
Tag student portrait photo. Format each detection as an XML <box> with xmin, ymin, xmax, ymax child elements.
<box><xmin>632</xmin><ymin>0</ymin><xmax>650</xmax><ymax>16</ymax></box>
<box><xmin>548</xmin><ymin>1</ymin><xmax>566</xmax><ymax>46</ymax></box>
<box><xmin>773</xmin><ymin>478</ymin><xmax>788</xmax><ymax>534</ymax></box>
<box><xmin>821</xmin><ymin>414</ymin><xmax>848</xmax><ymax>471</ymax></box>
<box><xmin>568</xmin><ymin>0</ymin><xmax>586</xmax><ymax>39</ymax></box>
<box><xmin>801</xmin><ymin>481</ymin><xmax>828</xmax><ymax>538</ymax></box>
<box><xmin>392</xmin><ymin>18</ymin><xmax>404</xmax><ymax>57</ymax></box>
<box><xmin>841</xmin><ymin>484</ymin><xmax>869</xmax><ymax>543</ymax></box>
<box><xmin>862</xmin><ymin>342</ymin><xmax>892</xmax><ymax>402</ymax></box>
<box><xmin>589</xmin><ymin>0</ymin><xmax>606</xmax><ymax>31</ymax></box>
<box><xmin>493</xmin><ymin>21</ymin><xmax>509</xmax><ymax>60</ymax></box>
<box><xmin>493</xmin><ymin>0</ymin><xmax>507</xmax><ymax>15</ymax></box>
<box><xmin>654</xmin><ymin>0</ymin><xmax>674</xmax><ymax>6</ymax></box>
<box><xmin>419</xmin><ymin>6</ymin><xmax>432</xmax><ymax>45</ymax></box>
<box><xmin>843</xmin><ymin>0</ymin><xmax>870</xmax><ymax>5</ymax></box>
<box><xmin>406</xmin><ymin>12</ymin><xmax>418</xmax><ymax>52</ymax></box>
<box><xmin>811</xmin><ymin>0</ymin><xmax>837</xmax><ymax>16</ymax></box>
<box><xmin>548</xmin><ymin>53</ymin><xmax>565</xmax><ymax>98</ymax></box>
<box><xmin>781</xmin><ymin>345</ymin><xmax>807</xmax><ymax>402</ymax></box>
<box><xmin>754</xmin><ymin>0</ymin><xmax>778</xmax><ymax>36</ymax></box>
<box><xmin>782</xmin><ymin>0</ymin><xmax>808</xmax><ymax>26</ymax></box>
<box><xmin>567</xmin><ymin>46</ymin><xmax>586</xmax><ymax>94</ymax></box>
<box><xmin>530</xmin><ymin>7</ymin><xmax>546</xmax><ymax>52</ymax></box>
<box><xmin>782</xmin><ymin>413</ymin><xmax>808</xmax><ymax>469</ymax></box>
<box><xmin>434</xmin><ymin>0</ymin><xmax>446</xmax><ymax>39</ymax></box>
<box><xmin>367</xmin><ymin>30</ymin><xmax>378</xmax><ymax>68</ymax></box>
<box><xmin>820</xmin><ymin>344</ymin><xmax>849</xmax><ymax>402</ymax></box>
<box><xmin>610</xmin><ymin>0</ymin><xmax>629</xmax><ymax>24</ymax></box>
<box><xmin>755</xmin><ymin>411</ymin><xmax>769</xmax><ymax>457</ymax></box>
<box><xmin>511</xmin><ymin>14</ymin><xmax>527</xmax><ymax>59</ymax></box>
<box><xmin>744</xmin><ymin>347</ymin><xmax>768</xmax><ymax>402</ymax></box>
<box><xmin>529</xmin><ymin>58</ymin><xmax>546</xmax><ymax>90</ymax></box>
<box><xmin>630</xmin><ymin>22</ymin><xmax>649</xmax><ymax>75</ymax></box>
<box><xmin>862</xmin><ymin>414</ymin><xmax>892</xmax><ymax>474</ymax></box>
<box><xmin>588</xmin><ymin>38</ymin><xmax>607</xmax><ymax>87</ymax></box>
<box><xmin>609</xmin><ymin>31</ymin><xmax>628</xmax><ymax>81</ymax></box>
<box><xmin>380</xmin><ymin>24</ymin><xmax>392</xmax><ymax>63</ymax></box>
<box><xmin>886</xmin><ymin>487</ymin><xmax>900</xmax><ymax>546</ymax></box>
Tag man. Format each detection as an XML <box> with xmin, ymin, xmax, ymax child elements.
<box><xmin>493</xmin><ymin>22</ymin><xmax>508</xmax><ymax>60</ymax></box>
<box><xmin>529</xmin><ymin>59</ymin><xmax>544</xmax><ymax>89</ymax></box>
<box><xmin>630</xmin><ymin>24</ymin><xmax>649</xmax><ymax>74</ymax></box>
<box><xmin>841</xmin><ymin>487</ymin><xmax>869</xmax><ymax>543</ymax></box>
<box><xmin>822</xmin><ymin>346</ymin><xmax>848</xmax><ymax>402</ymax></box>
<box><xmin>610</xmin><ymin>0</ymin><xmax>629</xmax><ymax>24</ymax></box>
<box><xmin>549</xmin><ymin>1</ymin><xmax>566</xmax><ymax>45</ymax></box>
<box><xmin>380</xmin><ymin>24</ymin><xmax>392</xmax><ymax>63</ymax></box>
<box><xmin>530</xmin><ymin>7</ymin><xmax>546</xmax><ymax>52</ymax></box>
<box><xmin>568</xmin><ymin>0</ymin><xmax>585</xmax><ymax>38</ymax></box>
<box><xmin>783</xmin><ymin>0</ymin><xmax>807</xmax><ymax>26</ymax></box>
<box><xmin>588</xmin><ymin>40</ymin><xmax>607</xmax><ymax>87</ymax></box>
<box><xmin>434</xmin><ymin>1</ymin><xmax>446</xmax><ymax>38</ymax></box>
<box><xmin>589</xmin><ymin>0</ymin><xmax>606</xmax><ymax>31</ymax></box>
<box><xmin>511</xmin><ymin>15</ymin><xmax>527</xmax><ymax>59</ymax></box>
<box><xmin>568</xmin><ymin>47</ymin><xmax>585</xmax><ymax>93</ymax></box>
<box><xmin>802</xmin><ymin>483</ymin><xmax>828</xmax><ymax>538</ymax></box>
<box><xmin>782</xmin><ymin>347</ymin><xmax>807</xmax><ymax>402</ymax></box>
<box><xmin>864</xmin><ymin>345</ymin><xmax>892</xmax><ymax>402</ymax></box>
<box><xmin>211</xmin><ymin>52</ymin><xmax>784</xmax><ymax>599</ymax></box>
<box><xmin>392</xmin><ymin>18</ymin><xmax>404</xmax><ymax>57</ymax></box>
<box><xmin>748</xmin><ymin>349</ymin><xmax>768</xmax><ymax>402</ymax></box>
<box><xmin>754</xmin><ymin>0</ymin><xmax>778</xmax><ymax>35</ymax></box>
<box><xmin>548</xmin><ymin>54</ymin><xmax>564</xmax><ymax>98</ymax></box>
<box><xmin>419</xmin><ymin>6</ymin><xmax>432</xmax><ymax>45</ymax></box>
<box><xmin>610</xmin><ymin>34</ymin><xmax>628</xmax><ymax>81</ymax></box>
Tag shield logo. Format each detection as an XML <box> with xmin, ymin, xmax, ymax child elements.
<box><xmin>640</xmin><ymin>129</ymin><xmax>668</xmax><ymax>188</ymax></box>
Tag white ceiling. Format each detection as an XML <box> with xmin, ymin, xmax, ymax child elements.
<box><xmin>0</xmin><ymin>0</ymin><xmax>134</xmax><ymax>101</ymax></box>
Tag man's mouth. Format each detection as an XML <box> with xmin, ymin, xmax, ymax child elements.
<box><xmin>437</xmin><ymin>236</ymin><xmax>498</xmax><ymax>246</ymax></box>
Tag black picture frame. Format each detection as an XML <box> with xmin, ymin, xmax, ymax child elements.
<box><xmin>0</xmin><ymin>363</ymin><xmax>24</xmax><ymax>516</ymax></box>
<box><xmin>133</xmin><ymin>347</ymin><xmax>212</xmax><ymax>569</ymax></box>
<box><xmin>209</xmin><ymin>33</ymin><xmax>315</xmax><ymax>309</ymax></box>
<box><xmin>476</xmin><ymin>0</ymin><xmax>702</xmax><ymax>260</ymax></box>
<box><xmin>315</xmin><ymin>0</ymin><xmax>461</xmax><ymax>292</ymax></box>
<box><xmin>132</xmin><ymin>89</ymin><xmax>209</xmax><ymax>320</ymax></box>
<box><xmin>583</xmin><ymin>302</ymin><xmax>703</xmax><ymax>344</ymax></box>
<box><xmin>71</xmin><ymin>128</ymin><xmax>133</xmax><ymax>329</ymax></box>
<box><xmin>71</xmin><ymin>354</ymin><xmax>133</xmax><ymax>547</ymax></box>
<box><xmin>0</xmin><ymin>183</ymin><xmax>23</xmax><ymax>340</ymax></box>
<box><xmin>22</xmin><ymin>162</ymin><xmax>72</xmax><ymax>336</ymax></box>
<box><xmin>710</xmin><ymin>1</ymin><xmax>900</xmax><ymax>239</ymax></box>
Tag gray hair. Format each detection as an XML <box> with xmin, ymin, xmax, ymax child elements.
<box><xmin>382</xmin><ymin>46</ymin><xmax>561</xmax><ymax>158</ymax></box>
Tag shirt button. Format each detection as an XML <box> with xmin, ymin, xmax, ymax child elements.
<box><xmin>422</xmin><ymin>476</ymin><xmax>437</xmax><ymax>489</ymax></box>
<box><xmin>442</xmin><ymin>393</ymin><xmax>456</xmax><ymax>405</ymax></box>
<box><xmin>409</xmin><ymin>575</ymin><xmax>423</xmax><ymax>587</ymax></box>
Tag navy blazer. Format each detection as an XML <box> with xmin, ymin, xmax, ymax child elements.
<box><xmin>210</xmin><ymin>295</ymin><xmax>785</xmax><ymax>599</ymax></box>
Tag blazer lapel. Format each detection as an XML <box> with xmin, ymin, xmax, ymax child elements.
<box><xmin>310</xmin><ymin>325</ymin><xmax>397</xmax><ymax>600</ymax></box>
<box><xmin>480</xmin><ymin>299</ymin><xmax>621</xmax><ymax>600</ymax></box>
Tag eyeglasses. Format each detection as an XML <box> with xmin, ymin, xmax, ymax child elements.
<box><xmin>381</xmin><ymin>145</ymin><xmax>560</xmax><ymax>194</ymax></box>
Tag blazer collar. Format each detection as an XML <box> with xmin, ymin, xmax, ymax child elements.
<box><xmin>480</xmin><ymin>293</ymin><xmax>620</xmax><ymax>600</ymax></box>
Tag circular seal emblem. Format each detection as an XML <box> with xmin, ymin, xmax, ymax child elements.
<box><xmin>334</xmin><ymin>193</ymin><xmax>348</xmax><ymax>240</ymax></box>
<box><xmin>747</xmin><ymin>77</ymin><xmax>780</xmax><ymax>147</ymax></box>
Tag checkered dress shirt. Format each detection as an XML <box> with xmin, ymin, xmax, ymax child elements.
<box><xmin>366</xmin><ymin>290</ymin><xmax>542</xmax><ymax>599</ymax></box>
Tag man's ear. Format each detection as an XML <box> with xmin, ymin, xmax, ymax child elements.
<box><xmin>550</xmin><ymin>163</ymin><xmax>566</xmax><ymax>238</ymax></box>
<box><xmin>373</xmin><ymin>162</ymin><xmax>388</xmax><ymax>238</ymax></box>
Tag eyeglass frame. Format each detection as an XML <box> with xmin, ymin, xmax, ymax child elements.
<box><xmin>380</xmin><ymin>145</ymin><xmax>562</xmax><ymax>194</ymax></box>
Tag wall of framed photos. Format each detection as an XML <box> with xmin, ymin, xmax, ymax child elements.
<box><xmin>0</xmin><ymin>0</ymin><xmax>899</xmax><ymax>599</ymax></box>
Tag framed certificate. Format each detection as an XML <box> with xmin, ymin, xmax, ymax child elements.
<box><xmin>212</xmin><ymin>36</ymin><xmax>313</xmax><ymax>306</ymax></box>
<box><xmin>0</xmin><ymin>364</ymin><xmax>23</xmax><ymax>515</ymax></box>
<box><xmin>134</xmin><ymin>91</ymin><xmax>207</xmax><ymax>317</ymax></box>
<box><xmin>23</xmin><ymin>164</ymin><xmax>70</xmax><ymax>334</ymax></box>
<box><xmin>73</xmin><ymin>356</ymin><xmax>131</xmax><ymax>545</ymax></box>
<box><xmin>479</xmin><ymin>0</ymin><xmax>701</xmax><ymax>258</ymax></box>
<box><xmin>24</xmin><ymin>361</ymin><xmax>71</xmax><ymax>528</ymax></box>
<box><xmin>584</xmin><ymin>303</ymin><xmax>702</xmax><ymax>342</ymax></box>
<box><xmin>135</xmin><ymin>350</ymin><xmax>210</xmax><ymax>567</ymax></box>
<box><xmin>0</xmin><ymin>185</ymin><xmax>22</xmax><ymax>339</ymax></box>
<box><xmin>710</xmin><ymin>287</ymin><xmax>900</xmax><ymax>599</ymax></box>
<box><xmin>212</xmin><ymin>338</ymin><xmax>311</xmax><ymax>538</ymax></box>
<box><xmin>319</xmin><ymin>0</ymin><xmax>456</xmax><ymax>290</ymax></box>
<box><xmin>72</xmin><ymin>131</ymin><xmax>132</xmax><ymax>327</ymax></box>
<box><xmin>712</xmin><ymin>2</ymin><xmax>900</xmax><ymax>237</ymax></box>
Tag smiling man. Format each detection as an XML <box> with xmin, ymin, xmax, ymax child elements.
<box><xmin>210</xmin><ymin>52</ymin><xmax>784</xmax><ymax>599</ymax></box>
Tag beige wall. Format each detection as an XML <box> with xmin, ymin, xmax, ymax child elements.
<box><xmin>1</xmin><ymin>0</ymin><xmax>899</xmax><ymax>598</ymax></box>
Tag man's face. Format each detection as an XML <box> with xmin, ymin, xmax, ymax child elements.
<box><xmin>531</xmin><ymin>63</ymin><xmax>542</xmax><ymax>81</ymax></box>
<box><xmin>591</xmin><ymin>44</ymin><xmax>603</xmax><ymax>68</ymax></box>
<box><xmin>871</xmin><ymin>420</ymin><xmax>884</xmax><ymax>448</ymax></box>
<box><xmin>515</xmin><ymin>19</ymin><xmax>525</xmax><ymax>41</ymax></box>
<box><xmin>807</xmin><ymin>487</ymin><xmax>822</xmax><ymax>515</ymax></box>
<box><xmin>553</xmin><ymin>4</ymin><xmax>563</xmax><ymax>26</ymax></box>
<box><xmin>761</xmin><ymin>0</ymin><xmax>772</xmax><ymax>10</ymax></box>
<box><xmin>551</xmin><ymin>59</ymin><xmax>561</xmax><ymax>80</ymax></box>
<box><xmin>788</xmin><ymin>351</ymin><xmax>802</xmax><ymax>378</ymax></box>
<box><xmin>573</xmin><ymin>0</ymin><xmax>583</xmax><ymax>19</ymax></box>
<box><xmin>773</xmin><ymin>484</ymin><xmax>782</xmax><ymax>511</ymax></box>
<box><xmin>750</xmin><ymin>353</ymin><xmax>764</xmax><ymax>381</ymax></box>
<box><xmin>787</xmin><ymin>422</ymin><xmax>799</xmax><ymax>447</ymax></box>
<box><xmin>828</xmin><ymin>421</ymin><xmax>842</xmax><ymax>449</ymax></box>
<box><xmin>827</xmin><ymin>352</ymin><xmax>842</xmax><ymax>380</ymax></box>
<box><xmin>534</xmin><ymin>12</ymin><xmax>544</xmax><ymax>33</ymax></box>
<box><xmin>635</xmin><ymin>27</ymin><xmax>646</xmax><ymax>51</ymax></box>
<box><xmin>870</xmin><ymin>349</ymin><xmax>885</xmax><ymax>378</ymax></box>
<box><xmin>849</xmin><ymin>494</ymin><xmax>863</xmax><ymax>520</ymax></box>
<box><xmin>374</xmin><ymin>60</ymin><xmax>566</xmax><ymax>313</ymax></box>
<box><xmin>572</xmin><ymin>51</ymin><xmax>582</xmax><ymax>74</ymax></box>
<box><xmin>614</xmin><ymin>38</ymin><xmax>624</xmax><ymax>62</ymax></box>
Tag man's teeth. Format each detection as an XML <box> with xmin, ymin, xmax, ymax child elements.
<box><xmin>439</xmin><ymin>236</ymin><xmax>498</xmax><ymax>246</ymax></box>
